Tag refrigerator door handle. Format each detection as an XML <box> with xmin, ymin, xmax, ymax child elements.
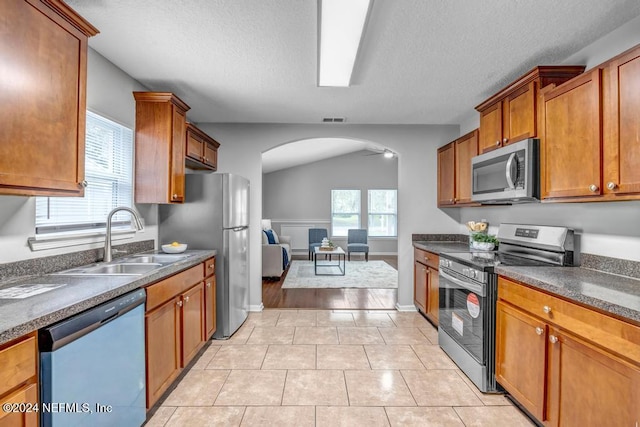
<box><xmin>228</xmin><ymin>226</ymin><xmax>249</xmax><ymax>232</ymax></box>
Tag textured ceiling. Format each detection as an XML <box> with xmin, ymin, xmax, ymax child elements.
<box><xmin>68</xmin><ymin>0</ymin><xmax>640</xmax><ymax>125</ymax></box>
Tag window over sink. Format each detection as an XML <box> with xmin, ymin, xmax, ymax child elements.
<box><xmin>35</xmin><ymin>111</ymin><xmax>134</xmax><ymax>237</ymax></box>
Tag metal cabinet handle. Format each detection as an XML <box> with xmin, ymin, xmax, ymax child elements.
<box><xmin>208</xmin><ymin>264</ymin><xmax>214</xmax><ymax>270</ymax></box>
<box><xmin>177</xmin><ymin>300</ymin><xmax>183</xmax><ymax>307</ymax></box>
<box><xmin>185</xmin><ymin>296</ymin><xmax>190</xmax><ymax>303</ymax></box>
<box><xmin>535</xmin><ymin>327</ymin><xmax>544</xmax><ymax>335</ymax></box>
<box><xmin>172</xmin><ymin>193</ymin><xmax>179</xmax><ymax>200</ymax></box>
<box><xmin>421</xmin><ymin>267</ymin><xmax>426</xmax><ymax>272</ymax></box>
<box><xmin>607</xmin><ymin>182</ymin><xmax>617</xmax><ymax>190</ymax></box>
<box><xmin>589</xmin><ymin>184</ymin><xmax>599</xmax><ymax>193</ymax></box>
<box><xmin>206</xmin><ymin>282</ymin><xmax>211</xmax><ymax>288</ymax></box>
<box><xmin>503</xmin><ymin>138</ymin><xmax>508</xmax><ymax>143</ymax></box>
<box><xmin>79</xmin><ymin>180</ymin><xmax>88</xmax><ymax>188</ymax></box>
<box><xmin>495</xmin><ymin>140</ymin><xmax>500</xmax><ymax>146</ymax></box>
<box><xmin>543</xmin><ymin>305</ymin><xmax>552</xmax><ymax>314</ymax></box>
<box><xmin>549</xmin><ymin>335</ymin><xmax>558</xmax><ymax>344</ymax></box>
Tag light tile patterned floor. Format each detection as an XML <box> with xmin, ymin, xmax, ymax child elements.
<box><xmin>147</xmin><ymin>310</ymin><xmax>534</xmax><ymax>426</ymax></box>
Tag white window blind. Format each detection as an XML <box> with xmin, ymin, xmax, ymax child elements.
<box><xmin>368</xmin><ymin>189</ymin><xmax>397</xmax><ymax>237</ymax></box>
<box><xmin>35</xmin><ymin>111</ymin><xmax>134</xmax><ymax>235</ymax></box>
<box><xmin>331</xmin><ymin>189</ymin><xmax>361</xmax><ymax>236</ymax></box>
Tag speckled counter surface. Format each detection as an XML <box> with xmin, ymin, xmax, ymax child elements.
<box><xmin>496</xmin><ymin>266</ymin><xmax>640</xmax><ymax>325</ymax></box>
<box><xmin>413</xmin><ymin>241</ymin><xmax>473</xmax><ymax>254</ymax></box>
<box><xmin>0</xmin><ymin>249</ymin><xmax>216</xmax><ymax>345</ymax></box>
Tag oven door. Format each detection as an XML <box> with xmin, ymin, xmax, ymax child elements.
<box><xmin>438</xmin><ymin>268</ymin><xmax>487</xmax><ymax>364</ymax></box>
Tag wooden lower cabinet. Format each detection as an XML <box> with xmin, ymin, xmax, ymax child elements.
<box><xmin>496</xmin><ymin>277</ymin><xmax>640</xmax><ymax>426</ymax></box>
<box><xmin>204</xmin><ymin>277</ymin><xmax>217</xmax><ymax>339</ymax></box>
<box><xmin>496</xmin><ymin>301</ymin><xmax>547</xmax><ymax>421</ymax></box>
<box><xmin>546</xmin><ymin>328</ymin><xmax>640</xmax><ymax>427</ymax></box>
<box><xmin>0</xmin><ymin>333</ymin><xmax>38</xmax><ymax>427</ymax></box>
<box><xmin>145</xmin><ymin>296</ymin><xmax>182</xmax><ymax>408</ymax></box>
<box><xmin>413</xmin><ymin>248</ymin><xmax>439</xmax><ymax>326</ymax></box>
<box><xmin>181</xmin><ymin>283</ymin><xmax>205</xmax><ymax>367</ymax></box>
<box><xmin>0</xmin><ymin>383</ymin><xmax>38</xmax><ymax>427</ymax></box>
<box><xmin>145</xmin><ymin>263</ymin><xmax>210</xmax><ymax>409</ymax></box>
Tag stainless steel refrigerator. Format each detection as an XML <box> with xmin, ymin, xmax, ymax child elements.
<box><xmin>158</xmin><ymin>173</ymin><xmax>249</xmax><ymax>339</ymax></box>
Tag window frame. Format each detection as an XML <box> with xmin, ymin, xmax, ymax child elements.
<box><xmin>30</xmin><ymin>110</ymin><xmax>136</xmax><ymax>250</ymax></box>
<box><xmin>330</xmin><ymin>189</ymin><xmax>361</xmax><ymax>237</ymax></box>
<box><xmin>367</xmin><ymin>189</ymin><xmax>398</xmax><ymax>238</ymax></box>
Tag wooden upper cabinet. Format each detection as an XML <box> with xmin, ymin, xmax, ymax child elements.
<box><xmin>542</xmin><ymin>69</ymin><xmax>603</xmax><ymax>200</ymax></box>
<box><xmin>0</xmin><ymin>0</ymin><xmax>98</xmax><ymax>197</ymax></box>
<box><xmin>186</xmin><ymin>123</ymin><xmax>220</xmax><ymax>171</ymax></box>
<box><xmin>134</xmin><ymin>92</ymin><xmax>190</xmax><ymax>204</ymax></box>
<box><xmin>437</xmin><ymin>142</ymin><xmax>456</xmax><ymax>206</ymax></box>
<box><xmin>476</xmin><ymin>66</ymin><xmax>585</xmax><ymax>154</ymax></box>
<box><xmin>454</xmin><ymin>130</ymin><xmax>479</xmax><ymax>204</ymax></box>
<box><xmin>603</xmin><ymin>46</ymin><xmax>640</xmax><ymax>196</ymax></box>
<box><xmin>479</xmin><ymin>102</ymin><xmax>503</xmax><ymax>153</ymax></box>
<box><xmin>437</xmin><ymin>130</ymin><xmax>479</xmax><ymax>207</ymax></box>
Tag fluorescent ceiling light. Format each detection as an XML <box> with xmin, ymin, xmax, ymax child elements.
<box><xmin>318</xmin><ymin>0</ymin><xmax>371</xmax><ymax>87</ymax></box>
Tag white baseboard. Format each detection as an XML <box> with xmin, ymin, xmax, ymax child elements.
<box><xmin>395</xmin><ymin>303</ymin><xmax>418</xmax><ymax>312</ymax></box>
<box><xmin>248</xmin><ymin>303</ymin><xmax>264</xmax><ymax>312</ymax></box>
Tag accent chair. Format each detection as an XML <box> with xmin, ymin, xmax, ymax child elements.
<box><xmin>308</xmin><ymin>228</ymin><xmax>328</xmax><ymax>260</ymax></box>
<box><xmin>347</xmin><ymin>228</ymin><xmax>369</xmax><ymax>261</ymax></box>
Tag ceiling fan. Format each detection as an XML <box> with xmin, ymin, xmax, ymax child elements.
<box><xmin>364</xmin><ymin>148</ymin><xmax>395</xmax><ymax>158</ymax></box>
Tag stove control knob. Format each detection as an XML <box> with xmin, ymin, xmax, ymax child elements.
<box><xmin>470</xmin><ymin>270</ymin><xmax>477</xmax><ymax>279</ymax></box>
<box><xmin>462</xmin><ymin>268</ymin><xmax>469</xmax><ymax>276</ymax></box>
<box><xmin>446</xmin><ymin>260</ymin><xmax>452</xmax><ymax>268</ymax></box>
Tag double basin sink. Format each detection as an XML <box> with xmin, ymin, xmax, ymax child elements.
<box><xmin>55</xmin><ymin>254</ymin><xmax>188</xmax><ymax>276</ymax></box>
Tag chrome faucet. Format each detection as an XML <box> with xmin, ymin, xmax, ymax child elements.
<box><xmin>103</xmin><ymin>207</ymin><xmax>144</xmax><ymax>262</ymax></box>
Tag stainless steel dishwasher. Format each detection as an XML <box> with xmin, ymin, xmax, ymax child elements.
<box><xmin>39</xmin><ymin>289</ymin><xmax>146</xmax><ymax>427</ymax></box>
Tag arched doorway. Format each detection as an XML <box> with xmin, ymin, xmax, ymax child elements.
<box><xmin>260</xmin><ymin>137</ymin><xmax>399</xmax><ymax>310</ymax></box>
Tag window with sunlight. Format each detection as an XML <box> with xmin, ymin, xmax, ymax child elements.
<box><xmin>35</xmin><ymin>111</ymin><xmax>134</xmax><ymax>236</ymax></box>
<box><xmin>331</xmin><ymin>189</ymin><xmax>361</xmax><ymax>236</ymax></box>
<box><xmin>368</xmin><ymin>189</ymin><xmax>397</xmax><ymax>237</ymax></box>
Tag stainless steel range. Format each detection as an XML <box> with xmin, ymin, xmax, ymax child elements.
<box><xmin>438</xmin><ymin>224</ymin><xmax>574</xmax><ymax>392</ymax></box>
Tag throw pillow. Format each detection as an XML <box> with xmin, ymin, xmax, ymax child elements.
<box><xmin>263</xmin><ymin>229</ymin><xmax>279</xmax><ymax>244</ymax></box>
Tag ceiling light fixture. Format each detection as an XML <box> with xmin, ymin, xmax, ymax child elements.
<box><xmin>318</xmin><ymin>0</ymin><xmax>372</xmax><ymax>87</ymax></box>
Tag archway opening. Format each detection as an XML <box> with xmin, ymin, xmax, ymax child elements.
<box><xmin>260</xmin><ymin>137</ymin><xmax>399</xmax><ymax>310</ymax></box>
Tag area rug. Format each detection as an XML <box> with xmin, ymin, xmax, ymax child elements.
<box><xmin>282</xmin><ymin>260</ymin><xmax>398</xmax><ymax>289</ymax></box>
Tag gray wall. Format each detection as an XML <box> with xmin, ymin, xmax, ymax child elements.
<box><xmin>0</xmin><ymin>49</ymin><xmax>155</xmax><ymax>263</ymax></box>
<box><xmin>455</xmin><ymin>15</ymin><xmax>640</xmax><ymax>262</ymax></box>
<box><xmin>263</xmin><ymin>150</ymin><xmax>399</xmax><ymax>254</ymax></box>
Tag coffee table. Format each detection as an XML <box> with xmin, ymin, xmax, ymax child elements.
<box><xmin>314</xmin><ymin>247</ymin><xmax>346</xmax><ymax>276</ymax></box>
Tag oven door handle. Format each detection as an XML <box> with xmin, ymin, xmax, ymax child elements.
<box><xmin>439</xmin><ymin>270</ymin><xmax>486</xmax><ymax>297</ymax></box>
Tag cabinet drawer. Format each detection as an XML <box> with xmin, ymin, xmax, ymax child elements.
<box><xmin>413</xmin><ymin>248</ymin><xmax>439</xmax><ymax>270</ymax></box>
<box><xmin>0</xmin><ymin>335</ymin><xmax>37</xmax><ymax>397</ymax></box>
<box><xmin>204</xmin><ymin>257</ymin><xmax>215</xmax><ymax>278</ymax></box>
<box><xmin>498</xmin><ymin>276</ymin><xmax>640</xmax><ymax>364</ymax></box>
<box><xmin>0</xmin><ymin>383</ymin><xmax>38</xmax><ymax>426</ymax></box>
<box><xmin>146</xmin><ymin>263</ymin><xmax>204</xmax><ymax>311</ymax></box>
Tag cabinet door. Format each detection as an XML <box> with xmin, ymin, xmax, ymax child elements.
<box><xmin>547</xmin><ymin>328</ymin><xmax>640</xmax><ymax>427</ymax></box>
<box><xmin>0</xmin><ymin>0</ymin><xmax>96</xmax><ymax>197</ymax></box>
<box><xmin>0</xmin><ymin>383</ymin><xmax>38</xmax><ymax>427</ymax></box>
<box><xmin>542</xmin><ymin>69</ymin><xmax>602</xmax><ymax>199</ymax></box>
<box><xmin>145</xmin><ymin>296</ymin><xmax>181</xmax><ymax>408</ymax></box>
<box><xmin>604</xmin><ymin>47</ymin><xmax>640</xmax><ymax>196</ymax></box>
<box><xmin>186</xmin><ymin>130</ymin><xmax>204</xmax><ymax>162</ymax></box>
<box><xmin>455</xmin><ymin>130</ymin><xmax>478</xmax><ymax>204</ymax></box>
<box><xmin>479</xmin><ymin>102</ymin><xmax>503</xmax><ymax>153</ymax></box>
<box><xmin>204</xmin><ymin>278</ymin><xmax>217</xmax><ymax>339</ymax></box>
<box><xmin>504</xmin><ymin>81</ymin><xmax>536</xmax><ymax>144</ymax></box>
<box><xmin>414</xmin><ymin>261</ymin><xmax>427</xmax><ymax>313</ymax></box>
<box><xmin>203</xmin><ymin>142</ymin><xmax>218</xmax><ymax>170</ymax></box>
<box><xmin>426</xmin><ymin>267</ymin><xmax>439</xmax><ymax>326</ymax></box>
<box><xmin>181</xmin><ymin>283</ymin><xmax>205</xmax><ymax>367</ymax></box>
<box><xmin>169</xmin><ymin>107</ymin><xmax>187</xmax><ymax>203</ymax></box>
<box><xmin>437</xmin><ymin>143</ymin><xmax>456</xmax><ymax>206</ymax></box>
<box><xmin>495</xmin><ymin>301</ymin><xmax>547</xmax><ymax>421</ymax></box>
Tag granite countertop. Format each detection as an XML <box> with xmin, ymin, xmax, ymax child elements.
<box><xmin>0</xmin><ymin>249</ymin><xmax>216</xmax><ymax>345</ymax></box>
<box><xmin>496</xmin><ymin>265</ymin><xmax>640</xmax><ymax>325</ymax></box>
<box><xmin>413</xmin><ymin>240</ymin><xmax>473</xmax><ymax>254</ymax></box>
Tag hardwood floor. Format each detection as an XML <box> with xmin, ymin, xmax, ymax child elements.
<box><xmin>262</xmin><ymin>255</ymin><xmax>398</xmax><ymax>310</ymax></box>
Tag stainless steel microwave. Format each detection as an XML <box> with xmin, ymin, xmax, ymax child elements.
<box><xmin>471</xmin><ymin>138</ymin><xmax>539</xmax><ymax>204</ymax></box>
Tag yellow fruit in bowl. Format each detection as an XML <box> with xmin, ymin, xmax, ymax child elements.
<box><xmin>171</xmin><ymin>241</ymin><xmax>180</xmax><ymax>247</ymax></box>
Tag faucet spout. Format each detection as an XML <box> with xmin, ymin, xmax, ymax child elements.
<box><xmin>104</xmin><ymin>206</ymin><xmax>144</xmax><ymax>262</ymax></box>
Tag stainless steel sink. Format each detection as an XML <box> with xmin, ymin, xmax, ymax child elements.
<box><xmin>55</xmin><ymin>263</ymin><xmax>162</xmax><ymax>276</ymax></box>
<box><xmin>118</xmin><ymin>254</ymin><xmax>187</xmax><ymax>264</ymax></box>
